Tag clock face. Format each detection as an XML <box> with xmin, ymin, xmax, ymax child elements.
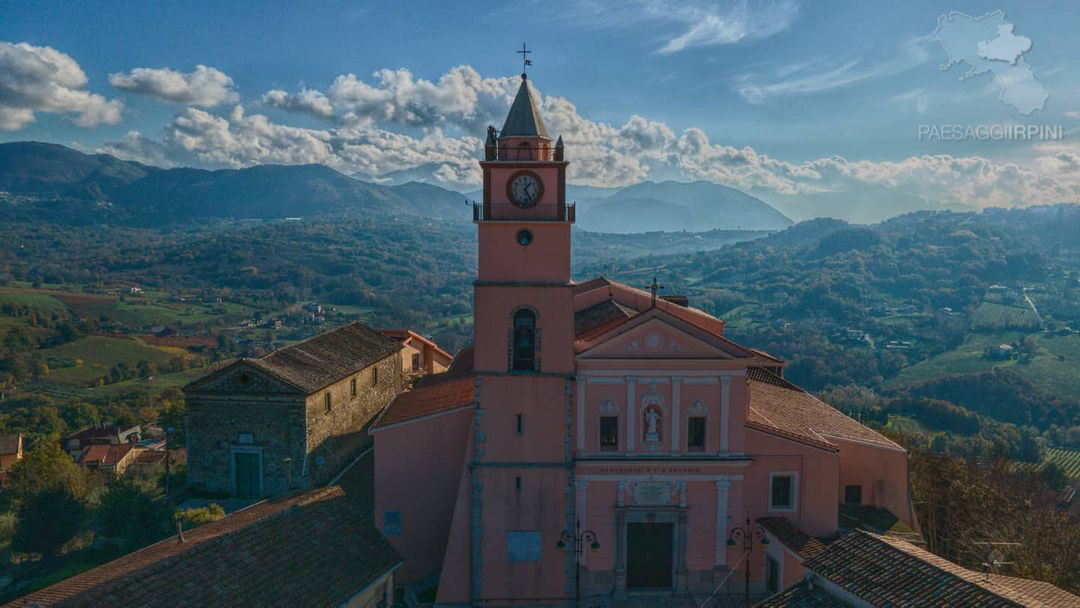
<box><xmin>508</xmin><ymin>171</ymin><xmax>543</xmax><ymax>207</ymax></box>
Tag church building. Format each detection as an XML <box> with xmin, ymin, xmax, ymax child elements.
<box><xmin>371</xmin><ymin>73</ymin><xmax>917</xmax><ymax>605</ymax></box>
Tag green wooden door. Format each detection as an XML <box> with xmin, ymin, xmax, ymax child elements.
<box><xmin>233</xmin><ymin>452</ymin><xmax>261</xmax><ymax>497</ymax></box>
<box><xmin>626</xmin><ymin>522</ymin><xmax>673</xmax><ymax>589</ymax></box>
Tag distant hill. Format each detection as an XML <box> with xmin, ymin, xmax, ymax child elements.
<box><xmin>0</xmin><ymin>142</ymin><xmax>466</xmax><ymax>225</ymax></box>
<box><xmin>577</xmin><ymin>180</ymin><xmax>793</xmax><ymax>233</ymax></box>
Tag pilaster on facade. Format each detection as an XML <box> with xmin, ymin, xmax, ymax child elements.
<box><xmin>625</xmin><ymin>376</ymin><xmax>636</xmax><ymax>454</ymax></box>
<box><xmin>720</xmin><ymin>376</ymin><xmax>731</xmax><ymax>453</ymax></box>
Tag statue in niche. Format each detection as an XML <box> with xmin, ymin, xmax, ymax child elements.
<box><xmin>643</xmin><ymin>405</ymin><xmax>663</xmax><ymax>443</ymax></box>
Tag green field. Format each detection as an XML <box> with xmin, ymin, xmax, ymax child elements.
<box><xmin>1044</xmin><ymin>448</ymin><xmax>1080</xmax><ymax>480</ymax></box>
<box><xmin>972</xmin><ymin>301</ymin><xmax>1040</xmax><ymax>330</ymax></box>
<box><xmin>40</xmin><ymin>335</ymin><xmax>183</xmax><ymax>386</ymax></box>
<box><xmin>892</xmin><ymin>331</ymin><xmax>1080</xmax><ymax>401</ymax></box>
<box><xmin>0</xmin><ymin>291</ymin><xmax>69</xmax><ymax>312</ymax></box>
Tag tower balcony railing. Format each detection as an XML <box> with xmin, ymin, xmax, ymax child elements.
<box><xmin>472</xmin><ymin>201</ymin><xmax>575</xmax><ymax>223</ymax></box>
<box><xmin>482</xmin><ymin>144</ymin><xmax>563</xmax><ymax>162</ymax></box>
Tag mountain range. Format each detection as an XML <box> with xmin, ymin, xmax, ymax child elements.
<box><xmin>0</xmin><ymin>141</ymin><xmax>791</xmax><ymax>232</ymax></box>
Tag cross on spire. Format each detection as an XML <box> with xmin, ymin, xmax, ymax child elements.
<box><xmin>517</xmin><ymin>42</ymin><xmax>533</xmax><ymax>78</ymax></box>
<box><xmin>649</xmin><ymin>276</ymin><xmax>665</xmax><ymax>304</ymax></box>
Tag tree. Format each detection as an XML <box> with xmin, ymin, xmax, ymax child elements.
<box><xmin>159</xmin><ymin>397</ymin><xmax>186</xmax><ymax>446</ymax></box>
<box><xmin>3</xmin><ymin>325</ymin><xmax>34</xmax><ymax>355</ymax></box>
<box><xmin>7</xmin><ymin>442</ymin><xmax>89</xmax><ymax>503</ymax></box>
<box><xmin>12</xmin><ymin>485</ymin><xmax>85</xmax><ymax>558</ymax></box>
<box><xmin>97</xmin><ymin>477</ymin><xmax>170</xmax><ymax>551</ymax></box>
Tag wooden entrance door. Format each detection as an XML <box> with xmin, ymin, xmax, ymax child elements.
<box><xmin>626</xmin><ymin>522</ymin><xmax>674</xmax><ymax>589</ymax></box>
<box><xmin>233</xmin><ymin>452</ymin><xmax>261</xmax><ymax>497</ymax></box>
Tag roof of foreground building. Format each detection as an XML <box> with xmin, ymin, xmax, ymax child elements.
<box><xmin>4</xmin><ymin>487</ymin><xmax>400</xmax><ymax>608</ymax></box>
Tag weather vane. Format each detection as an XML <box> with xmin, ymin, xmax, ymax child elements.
<box><xmin>517</xmin><ymin>42</ymin><xmax>532</xmax><ymax>77</ymax></box>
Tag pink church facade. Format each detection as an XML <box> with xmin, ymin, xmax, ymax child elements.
<box><xmin>371</xmin><ymin>74</ymin><xmax>916</xmax><ymax>605</ymax></box>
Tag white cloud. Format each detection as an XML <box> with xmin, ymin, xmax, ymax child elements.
<box><xmin>736</xmin><ymin>35</ymin><xmax>933</xmax><ymax>103</ymax></box>
<box><xmin>99</xmin><ymin>64</ymin><xmax>1079</xmax><ymax>219</ymax></box>
<box><xmin>0</xmin><ymin>41</ymin><xmax>122</xmax><ymax>130</ymax></box>
<box><xmin>575</xmin><ymin>0</ymin><xmax>799</xmax><ymax>54</ymax></box>
<box><xmin>108</xmin><ymin>65</ymin><xmax>238</xmax><ymax>107</ymax></box>
<box><xmin>261</xmin><ymin>88</ymin><xmax>334</xmax><ymax>119</ymax></box>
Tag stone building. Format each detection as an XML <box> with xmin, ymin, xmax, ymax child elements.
<box><xmin>381</xmin><ymin>329</ymin><xmax>454</xmax><ymax>376</ymax></box>
<box><xmin>184</xmin><ymin>321</ymin><xmax>404</xmax><ymax>497</ymax></box>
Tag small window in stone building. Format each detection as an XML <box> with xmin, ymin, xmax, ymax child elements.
<box><xmin>411</xmin><ymin>353</ymin><xmax>421</xmax><ymax>372</ymax></box>
<box><xmin>516</xmin><ymin>414</ymin><xmax>524</xmax><ymax>435</ymax></box>
<box><xmin>324</xmin><ymin>393</ymin><xmax>331</xmax><ymax>413</ymax></box>
<box><xmin>372</xmin><ymin>366</ymin><xmax>379</xmax><ymax>386</ymax></box>
<box><xmin>515</xmin><ymin>476</ymin><xmax>522</xmax><ymax>492</ymax></box>
<box><xmin>844</xmin><ymin>484</ymin><xmax>862</xmax><ymax>505</ymax></box>
<box><xmin>351</xmin><ymin>377</ymin><xmax>357</xmax><ymax>397</ymax></box>
<box><xmin>688</xmin><ymin>417</ymin><xmax>706</xmax><ymax>451</ymax></box>
<box><xmin>599</xmin><ymin>416</ymin><xmax>618</xmax><ymax>451</ymax></box>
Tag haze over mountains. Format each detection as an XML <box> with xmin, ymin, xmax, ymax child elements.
<box><xmin>0</xmin><ymin>142</ymin><xmax>791</xmax><ymax>232</ymax></box>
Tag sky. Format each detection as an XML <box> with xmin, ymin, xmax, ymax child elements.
<box><xmin>3</xmin><ymin>0</ymin><xmax>1080</xmax><ymax>222</ymax></box>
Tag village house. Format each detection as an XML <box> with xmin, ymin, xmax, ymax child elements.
<box><xmin>758</xmin><ymin>529</ymin><xmax>1080</xmax><ymax>607</ymax></box>
<box><xmin>381</xmin><ymin>329</ymin><xmax>454</xmax><ymax>376</ymax></box>
<box><xmin>0</xmin><ymin>433</ymin><xmax>23</xmax><ymax>481</ymax></box>
<box><xmin>63</xmin><ymin>425</ymin><xmax>141</xmax><ymax>459</ymax></box>
<box><xmin>183</xmin><ymin>321</ymin><xmax>410</xmax><ymax>498</ymax></box>
<box><xmin>77</xmin><ymin>443</ymin><xmax>138</xmax><ymax>479</ymax></box>
<box><xmin>3</xmin><ymin>486</ymin><xmax>402</xmax><ymax>608</ymax></box>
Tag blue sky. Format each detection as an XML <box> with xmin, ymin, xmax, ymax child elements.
<box><xmin>3</xmin><ymin>0</ymin><xmax>1080</xmax><ymax>221</ymax></box>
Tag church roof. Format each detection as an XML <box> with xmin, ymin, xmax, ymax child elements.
<box><xmin>4</xmin><ymin>486</ymin><xmax>401</xmax><ymax>608</ymax></box>
<box><xmin>500</xmin><ymin>76</ymin><xmax>548</xmax><ymax>139</ymax></box>
<box><xmin>756</xmin><ymin>580</ymin><xmax>853</xmax><ymax>608</ymax></box>
<box><xmin>187</xmin><ymin>321</ymin><xmax>401</xmax><ymax>395</ymax></box>
<box><xmin>371</xmin><ymin>374</ymin><xmax>474</xmax><ymax>430</ymax></box>
<box><xmin>746</xmin><ymin>368</ymin><xmax>902</xmax><ymax>452</ymax></box>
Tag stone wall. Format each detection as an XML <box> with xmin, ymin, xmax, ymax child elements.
<box><xmin>186</xmin><ymin>392</ymin><xmax>307</xmax><ymax>497</ymax></box>
<box><xmin>305</xmin><ymin>354</ymin><xmax>404</xmax><ymax>486</ymax></box>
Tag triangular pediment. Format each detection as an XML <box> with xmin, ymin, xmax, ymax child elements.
<box><xmin>577</xmin><ymin>313</ymin><xmax>738</xmax><ymax>360</ymax></box>
<box><xmin>184</xmin><ymin>360</ymin><xmax>306</xmax><ymax>395</ymax></box>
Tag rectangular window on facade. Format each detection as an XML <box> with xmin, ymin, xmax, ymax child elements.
<box><xmin>516</xmin><ymin>414</ymin><xmax>524</xmax><ymax>435</ymax></box>
<box><xmin>506</xmin><ymin>530</ymin><xmax>542</xmax><ymax>562</ymax></box>
<box><xmin>515</xmin><ymin>476</ymin><xmax>522</xmax><ymax>492</ymax></box>
<box><xmin>844</xmin><ymin>484</ymin><xmax>862</xmax><ymax>505</ymax></box>
<box><xmin>383</xmin><ymin>511</ymin><xmax>402</xmax><ymax>536</ymax></box>
<box><xmin>324</xmin><ymin>393</ymin><xmax>331</xmax><ymax>413</ymax></box>
<box><xmin>766</xmin><ymin>554</ymin><xmax>780</xmax><ymax>593</ymax></box>
<box><xmin>372</xmin><ymin>366</ymin><xmax>378</xmax><ymax>386</ymax></box>
<box><xmin>688</xmin><ymin>416</ymin><xmax>706</xmax><ymax>451</ymax></box>
<box><xmin>599</xmin><ymin>416</ymin><xmax>619</xmax><ymax>451</ymax></box>
<box><xmin>351</xmin><ymin>377</ymin><xmax>357</xmax><ymax>397</ymax></box>
<box><xmin>411</xmin><ymin>353</ymin><xmax>421</xmax><ymax>372</ymax></box>
<box><xmin>770</xmin><ymin>474</ymin><xmax>795</xmax><ymax>510</ymax></box>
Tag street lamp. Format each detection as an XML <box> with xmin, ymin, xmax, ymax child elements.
<box><xmin>727</xmin><ymin>516</ymin><xmax>769</xmax><ymax>604</ymax></box>
<box><xmin>557</xmin><ymin>519</ymin><xmax>599</xmax><ymax>607</ymax></box>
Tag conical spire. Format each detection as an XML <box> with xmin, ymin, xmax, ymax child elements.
<box><xmin>500</xmin><ymin>75</ymin><xmax>548</xmax><ymax>139</ymax></box>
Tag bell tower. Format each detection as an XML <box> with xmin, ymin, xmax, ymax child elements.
<box><xmin>472</xmin><ymin>71</ymin><xmax>575</xmax><ymax>373</ymax></box>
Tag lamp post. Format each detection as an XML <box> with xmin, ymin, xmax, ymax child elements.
<box><xmin>557</xmin><ymin>519</ymin><xmax>599</xmax><ymax>607</ymax></box>
<box><xmin>727</xmin><ymin>516</ymin><xmax>769</xmax><ymax>605</ymax></box>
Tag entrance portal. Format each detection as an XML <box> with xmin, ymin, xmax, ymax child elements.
<box><xmin>233</xmin><ymin>451</ymin><xmax>261</xmax><ymax>497</ymax></box>
<box><xmin>626</xmin><ymin>522</ymin><xmax>673</xmax><ymax>589</ymax></box>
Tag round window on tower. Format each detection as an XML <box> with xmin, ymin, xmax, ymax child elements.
<box><xmin>517</xmin><ymin>229</ymin><xmax>533</xmax><ymax>246</ymax></box>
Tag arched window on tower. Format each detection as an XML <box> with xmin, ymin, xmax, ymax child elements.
<box><xmin>516</xmin><ymin>141</ymin><xmax>533</xmax><ymax>161</ymax></box>
<box><xmin>512</xmin><ymin>308</ymin><xmax>537</xmax><ymax>371</ymax></box>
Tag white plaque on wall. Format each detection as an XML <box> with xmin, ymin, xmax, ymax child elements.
<box><xmin>632</xmin><ymin>481</ymin><xmax>672</xmax><ymax>506</ymax></box>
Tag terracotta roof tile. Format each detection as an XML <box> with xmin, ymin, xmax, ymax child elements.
<box><xmin>0</xmin><ymin>433</ymin><xmax>21</xmax><ymax>456</ymax></box>
<box><xmin>571</xmin><ymin>277</ymin><xmax>612</xmax><ymax>295</ymax></box>
<box><xmin>756</xmin><ymin>580</ymin><xmax>852</xmax><ymax>608</ymax></box>
<box><xmin>805</xmin><ymin>530</ymin><xmax>1079</xmax><ymax>608</ymax></box>
<box><xmin>4</xmin><ymin>487</ymin><xmax>400</xmax><ymax>608</ymax></box>
<box><xmin>574</xmin><ymin>299</ymin><xmax>637</xmax><ymax>341</ymax></box>
<box><xmin>758</xmin><ymin>517</ymin><xmax>829</xmax><ymax>560</ymax></box>
<box><xmin>78</xmin><ymin>443</ymin><xmax>135</xmax><ymax>466</ymax></box>
<box><xmin>372</xmin><ymin>375</ymin><xmax>474</xmax><ymax>430</ymax></box>
<box><xmin>746</xmin><ymin>368</ymin><xmax>901</xmax><ymax>452</ymax></box>
<box><xmin>249</xmin><ymin>321</ymin><xmax>400</xmax><ymax>393</ymax></box>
